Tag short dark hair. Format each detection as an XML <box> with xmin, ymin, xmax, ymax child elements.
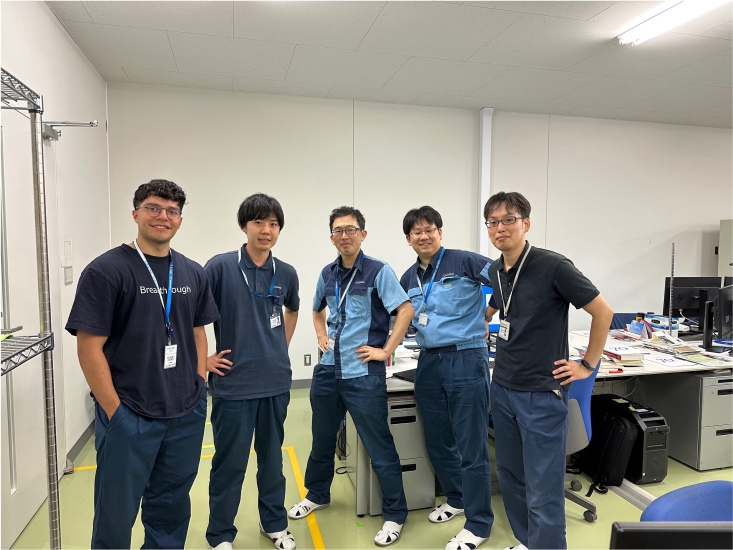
<box><xmin>329</xmin><ymin>206</ymin><xmax>365</xmax><ymax>231</ymax></box>
<box><xmin>237</xmin><ymin>193</ymin><xmax>285</xmax><ymax>230</ymax></box>
<box><xmin>133</xmin><ymin>179</ymin><xmax>187</xmax><ymax>210</ymax></box>
<box><xmin>483</xmin><ymin>191</ymin><xmax>531</xmax><ymax>220</ymax></box>
<box><xmin>402</xmin><ymin>206</ymin><xmax>443</xmax><ymax>235</ymax></box>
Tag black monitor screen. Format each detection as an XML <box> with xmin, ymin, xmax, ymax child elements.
<box><xmin>718</xmin><ymin>285</ymin><xmax>733</xmax><ymax>340</ymax></box>
<box><xmin>663</xmin><ymin>277</ymin><xmax>722</xmax><ymax>319</ymax></box>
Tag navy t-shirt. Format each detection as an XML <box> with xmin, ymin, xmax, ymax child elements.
<box><xmin>205</xmin><ymin>244</ymin><xmax>300</xmax><ymax>400</ymax></box>
<box><xmin>65</xmin><ymin>244</ymin><xmax>220</xmax><ymax>418</ymax></box>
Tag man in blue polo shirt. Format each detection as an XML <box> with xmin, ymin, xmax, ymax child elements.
<box><xmin>399</xmin><ymin>206</ymin><xmax>494</xmax><ymax>550</ymax></box>
<box><xmin>204</xmin><ymin>194</ymin><xmax>300</xmax><ymax>550</ymax></box>
<box><xmin>66</xmin><ymin>179</ymin><xmax>220</xmax><ymax>549</ymax></box>
<box><xmin>288</xmin><ymin>206</ymin><xmax>414</xmax><ymax>547</ymax></box>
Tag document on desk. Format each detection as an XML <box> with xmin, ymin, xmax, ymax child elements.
<box><xmin>683</xmin><ymin>354</ymin><xmax>733</xmax><ymax>368</ymax></box>
<box><xmin>646</xmin><ymin>356</ymin><xmax>697</xmax><ymax>368</ymax></box>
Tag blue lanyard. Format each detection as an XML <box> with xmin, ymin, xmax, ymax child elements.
<box><xmin>238</xmin><ymin>248</ymin><xmax>279</xmax><ymax>307</ymax></box>
<box><xmin>416</xmin><ymin>247</ymin><xmax>445</xmax><ymax>311</ymax></box>
<box><xmin>134</xmin><ymin>240</ymin><xmax>174</xmax><ymax>344</ymax></box>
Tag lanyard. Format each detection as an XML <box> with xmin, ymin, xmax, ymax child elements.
<box><xmin>238</xmin><ymin>248</ymin><xmax>278</xmax><ymax>307</ymax></box>
<box><xmin>416</xmin><ymin>247</ymin><xmax>445</xmax><ymax>311</ymax></box>
<box><xmin>497</xmin><ymin>244</ymin><xmax>532</xmax><ymax>318</ymax></box>
<box><xmin>335</xmin><ymin>266</ymin><xmax>358</xmax><ymax>315</ymax></box>
<box><xmin>134</xmin><ymin>240</ymin><xmax>174</xmax><ymax>344</ymax></box>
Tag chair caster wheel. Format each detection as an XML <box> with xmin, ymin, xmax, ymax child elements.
<box><xmin>570</xmin><ymin>480</ymin><xmax>582</xmax><ymax>492</ymax></box>
<box><xmin>584</xmin><ymin>510</ymin><xmax>597</xmax><ymax>523</ymax></box>
<box><xmin>357</xmin><ymin>514</ymin><xmax>365</xmax><ymax>518</ymax></box>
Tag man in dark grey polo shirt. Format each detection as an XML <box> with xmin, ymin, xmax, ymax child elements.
<box><xmin>483</xmin><ymin>192</ymin><xmax>612</xmax><ymax>550</ymax></box>
<box><xmin>204</xmin><ymin>194</ymin><xmax>300</xmax><ymax>550</ymax></box>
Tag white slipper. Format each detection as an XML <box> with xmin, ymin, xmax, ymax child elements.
<box><xmin>211</xmin><ymin>543</ymin><xmax>232</xmax><ymax>550</ymax></box>
<box><xmin>445</xmin><ymin>528</ymin><xmax>489</xmax><ymax>550</ymax></box>
<box><xmin>374</xmin><ymin>521</ymin><xmax>403</xmax><ymax>547</ymax></box>
<box><xmin>428</xmin><ymin>503</ymin><xmax>465</xmax><ymax>523</ymax></box>
<box><xmin>503</xmin><ymin>545</ymin><xmax>528</xmax><ymax>550</ymax></box>
<box><xmin>287</xmin><ymin>498</ymin><xmax>330</xmax><ymax>519</ymax></box>
<box><xmin>259</xmin><ymin>524</ymin><xmax>296</xmax><ymax>550</ymax></box>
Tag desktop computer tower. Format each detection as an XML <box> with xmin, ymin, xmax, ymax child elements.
<box><xmin>590</xmin><ymin>394</ymin><xmax>669</xmax><ymax>484</ymax></box>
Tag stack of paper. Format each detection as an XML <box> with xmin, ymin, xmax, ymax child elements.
<box><xmin>603</xmin><ymin>345</ymin><xmax>649</xmax><ymax>367</ymax></box>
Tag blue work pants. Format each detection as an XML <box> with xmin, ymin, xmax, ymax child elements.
<box><xmin>414</xmin><ymin>345</ymin><xmax>494</xmax><ymax>538</ymax></box>
<box><xmin>491</xmin><ymin>380</ymin><xmax>569</xmax><ymax>550</ymax></box>
<box><xmin>206</xmin><ymin>392</ymin><xmax>290</xmax><ymax>546</ymax></box>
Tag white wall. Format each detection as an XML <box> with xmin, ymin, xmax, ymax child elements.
<box><xmin>491</xmin><ymin>111</ymin><xmax>732</xmax><ymax>329</ymax></box>
<box><xmin>106</xmin><ymin>83</ymin><xmax>480</xmax><ymax>380</ymax></box>
<box><xmin>1</xmin><ymin>2</ymin><xmax>109</xmax><ymax>546</ymax></box>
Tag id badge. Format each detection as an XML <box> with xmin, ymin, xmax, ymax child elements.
<box><xmin>270</xmin><ymin>313</ymin><xmax>281</xmax><ymax>329</ymax></box>
<box><xmin>418</xmin><ymin>312</ymin><xmax>429</xmax><ymax>326</ymax></box>
<box><xmin>498</xmin><ymin>319</ymin><xmax>510</xmax><ymax>341</ymax></box>
<box><xmin>164</xmin><ymin>344</ymin><xmax>177</xmax><ymax>369</ymax></box>
<box><xmin>328</xmin><ymin>337</ymin><xmax>335</xmax><ymax>350</ymax></box>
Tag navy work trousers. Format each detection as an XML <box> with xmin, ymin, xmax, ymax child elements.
<box><xmin>206</xmin><ymin>392</ymin><xmax>290</xmax><ymax>546</ymax></box>
<box><xmin>91</xmin><ymin>394</ymin><xmax>207</xmax><ymax>549</ymax></box>
<box><xmin>414</xmin><ymin>346</ymin><xmax>494</xmax><ymax>538</ymax></box>
<box><xmin>304</xmin><ymin>364</ymin><xmax>408</xmax><ymax>524</ymax></box>
<box><xmin>491</xmin><ymin>380</ymin><xmax>569</xmax><ymax>550</ymax></box>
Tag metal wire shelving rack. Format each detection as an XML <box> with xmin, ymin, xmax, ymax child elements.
<box><xmin>1</xmin><ymin>67</ymin><xmax>61</xmax><ymax>550</ymax></box>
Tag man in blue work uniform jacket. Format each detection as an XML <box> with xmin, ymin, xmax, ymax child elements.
<box><xmin>399</xmin><ymin>206</ymin><xmax>494</xmax><ymax>550</ymax></box>
<box><xmin>66</xmin><ymin>179</ymin><xmax>220</xmax><ymax>549</ymax></box>
<box><xmin>204</xmin><ymin>194</ymin><xmax>300</xmax><ymax>550</ymax></box>
<box><xmin>288</xmin><ymin>206</ymin><xmax>414</xmax><ymax>547</ymax></box>
<box><xmin>484</xmin><ymin>192</ymin><xmax>612</xmax><ymax>550</ymax></box>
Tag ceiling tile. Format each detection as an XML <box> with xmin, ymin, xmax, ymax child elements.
<box><xmin>563</xmin><ymin>105</ymin><xmax>648</xmax><ymax>121</ymax></box>
<box><xmin>464</xmin><ymin>1</ymin><xmax>613</xmax><ymax>21</ymax></box>
<box><xmin>468</xmin><ymin>14</ymin><xmax>617</xmax><ymax>70</ymax></box>
<box><xmin>633</xmin><ymin>111</ymin><xmax>727</xmax><ymax>126</ymax></box>
<box><xmin>233</xmin><ymin>78</ymin><xmax>331</xmax><ymax>98</ymax></box>
<box><xmin>95</xmin><ymin>65</ymin><xmax>129</xmax><ymax>82</ymax></box>
<box><xmin>567</xmin><ymin>32</ymin><xmax>731</xmax><ymax>79</ymax></box>
<box><xmin>494</xmin><ymin>100</ymin><xmax>579</xmax><ymax>115</ymax></box>
<box><xmin>589</xmin><ymin>1</ymin><xmax>667</xmax><ymax>30</ymax></box>
<box><xmin>382</xmin><ymin>57</ymin><xmax>511</xmax><ymax>96</ymax></box>
<box><xmin>125</xmin><ymin>68</ymin><xmax>233</xmax><ymax>91</ymax></box>
<box><xmin>168</xmin><ymin>32</ymin><xmax>295</xmax><ymax>80</ymax></box>
<box><xmin>471</xmin><ymin>67</ymin><xmax>602</xmax><ymax>102</ymax></box>
<box><xmin>696</xmin><ymin>101</ymin><xmax>732</xmax><ymax>118</ymax></box>
<box><xmin>627</xmin><ymin>84</ymin><xmax>732</xmax><ymax>113</ymax></box>
<box><xmin>703</xmin><ymin>21</ymin><xmax>733</xmax><ymax>40</ymax></box>
<box><xmin>412</xmin><ymin>94</ymin><xmax>500</xmax><ymax>110</ymax></box>
<box><xmin>234</xmin><ymin>1</ymin><xmax>384</xmax><ymax>49</ymax></box>
<box><xmin>285</xmin><ymin>45</ymin><xmax>409</xmax><ymax>89</ymax></box>
<box><xmin>62</xmin><ymin>22</ymin><xmax>178</xmax><ymax>71</ymax></box>
<box><xmin>82</xmin><ymin>1</ymin><xmax>233</xmax><ymax>37</ymax></box>
<box><xmin>357</xmin><ymin>2</ymin><xmax>522</xmax><ymax>61</ymax></box>
<box><xmin>327</xmin><ymin>86</ymin><xmax>421</xmax><ymax>105</ymax></box>
<box><xmin>551</xmin><ymin>76</ymin><xmax>684</xmax><ymax>108</ymax></box>
<box><xmin>656</xmin><ymin>49</ymin><xmax>732</xmax><ymax>88</ymax></box>
<box><xmin>699</xmin><ymin>116</ymin><xmax>732</xmax><ymax>128</ymax></box>
<box><xmin>668</xmin><ymin>3</ymin><xmax>732</xmax><ymax>36</ymax></box>
<box><xmin>48</xmin><ymin>1</ymin><xmax>92</xmax><ymax>23</ymax></box>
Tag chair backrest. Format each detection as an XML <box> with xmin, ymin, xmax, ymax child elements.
<box><xmin>566</xmin><ymin>360</ymin><xmax>600</xmax><ymax>455</ymax></box>
<box><xmin>611</xmin><ymin>313</ymin><xmax>638</xmax><ymax>330</ymax></box>
<box><xmin>641</xmin><ymin>481</ymin><xmax>733</xmax><ymax>522</ymax></box>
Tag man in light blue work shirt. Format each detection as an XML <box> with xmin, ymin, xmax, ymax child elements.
<box><xmin>399</xmin><ymin>206</ymin><xmax>494</xmax><ymax>550</ymax></box>
<box><xmin>288</xmin><ymin>206</ymin><xmax>414</xmax><ymax>547</ymax></box>
<box><xmin>204</xmin><ymin>193</ymin><xmax>300</xmax><ymax>550</ymax></box>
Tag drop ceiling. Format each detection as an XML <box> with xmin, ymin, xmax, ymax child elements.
<box><xmin>47</xmin><ymin>1</ymin><xmax>733</xmax><ymax>128</ymax></box>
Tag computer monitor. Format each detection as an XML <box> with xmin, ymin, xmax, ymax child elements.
<box><xmin>717</xmin><ymin>285</ymin><xmax>732</xmax><ymax>340</ymax></box>
<box><xmin>663</xmin><ymin>277</ymin><xmax>722</xmax><ymax>319</ymax></box>
<box><xmin>610</xmin><ymin>521</ymin><xmax>733</xmax><ymax>549</ymax></box>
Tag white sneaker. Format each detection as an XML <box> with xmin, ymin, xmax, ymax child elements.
<box><xmin>212</xmin><ymin>542</ymin><xmax>232</xmax><ymax>550</ymax></box>
<box><xmin>428</xmin><ymin>503</ymin><xmax>465</xmax><ymax>523</ymax></box>
<box><xmin>374</xmin><ymin>521</ymin><xmax>403</xmax><ymax>547</ymax></box>
<box><xmin>503</xmin><ymin>545</ymin><xmax>528</xmax><ymax>550</ymax></box>
<box><xmin>446</xmin><ymin>529</ymin><xmax>488</xmax><ymax>550</ymax></box>
<box><xmin>259</xmin><ymin>524</ymin><xmax>296</xmax><ymax>550</ymax></box>
<box><xmin>287</xmin><ymin>498</ymin><xmax>330</xmax><ymax>519</ymax></box>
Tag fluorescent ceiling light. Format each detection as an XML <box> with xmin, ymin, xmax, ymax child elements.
<box><xmin>618</xmin><ymin>0</ymin><xmax>732</xmax><ymax>46</ymax></box>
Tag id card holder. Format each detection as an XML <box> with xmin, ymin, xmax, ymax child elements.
<box><xmin>498</xmin><ymin>319</ymin><xmax>510</xmax><ymax>341</ymax></box>
<box><xmin>418</xmin><ymin>312</ymin><xmax>429</xmax><ymax>326</ymax></box>
<box><xmin>270</xmin><ymin>313</ymin><xmax>281</xmax><ymax>329</ymax></box>
<box><xmin>164</xmin><ymin>344</ymin><xmax>177</xmax><ymax>369</ymax></box>
<box><xmin>328</xmin><ymin>337</ymin><xmax>335</xmax><ymax>350</ymax></box>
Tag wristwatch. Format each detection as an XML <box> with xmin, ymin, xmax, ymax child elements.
<box><xmin>580</xmin><ymin>358</ymin><xmax>594</xmax><ymax>371</ymax></box>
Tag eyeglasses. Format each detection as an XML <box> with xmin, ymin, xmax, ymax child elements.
<box><xmin>485</xmin><ymin>216</ymin><xmax>523</xmax><ymax>228</ymax></box>
<box><xmin>331</xmin><ymin>226</ymin><xmax>361</xmax><ymax>237</ymax></box>
<box><xmin>410</xmin><ymin>227</ymin><xmax>438</xmax><ymax>238</ymax></box>
<box><xmin>138</xmin><ymin>204</ymin><xmax>181</xmax><ymax>220</ymax></box>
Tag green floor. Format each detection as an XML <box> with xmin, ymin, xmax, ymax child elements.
<box><xmin>12</xmin><ymin>388</ymin><xmax>733</xmax><ymax>549</ymax></box>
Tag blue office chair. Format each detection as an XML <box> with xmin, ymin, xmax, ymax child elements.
<box><xmin>641</xmin><ymin>481</ymin><xmax>733</xmax><ymax>522</ymax></box>
<box><xmin>610</xmin><ymin>313</ymin><xmax>637</xmax><ymax>330</ymax></box>
<box><xmin>565</xmin><ymin>359</ymin><xmax>601</xmax><ymax>522</ymax></box>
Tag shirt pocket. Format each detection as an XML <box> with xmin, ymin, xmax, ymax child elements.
<box><xmin>434</xmin><ymin>276</ymin><xmax>473</xmax><ymax>313</ymax></box>
<box><xmin>348</xmin><ymin>286</ymin><xmax>370</xmax><ymax>316</ymax></box>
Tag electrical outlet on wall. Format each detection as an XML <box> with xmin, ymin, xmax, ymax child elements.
<box><xmin>304</xmin><ymin>354</ymin><xmax>311</xmax><ymax>366</ymax></box>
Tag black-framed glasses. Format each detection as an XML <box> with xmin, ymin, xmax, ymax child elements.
<box><xmin>138</xmin><ymin>203</ymin><xmax>181</xmax><ymax>220</ymax></box>
<box><xmin>485</xmin><ymin>216</ymin><xmax>523</xmax><ymax>228</ymax></box>
<box><xmin>331</xmin><ymin>226</ymin><xmax>361</xmax><ymax>237</ymax></box>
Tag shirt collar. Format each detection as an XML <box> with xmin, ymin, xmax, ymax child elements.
<box><xmin>498</xmin><ymin>240</ymin><xmax>530</xmax><ymax>274</ymax></box>
<box><xmin>415</xmin><ymin>247</ymin><xmax>445</xmax><ymax>273</ymax></box>
<box><xmin>240</xmin><ymin>243</ymin><xmax>273</xmax><ymax>270</ymax></box>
